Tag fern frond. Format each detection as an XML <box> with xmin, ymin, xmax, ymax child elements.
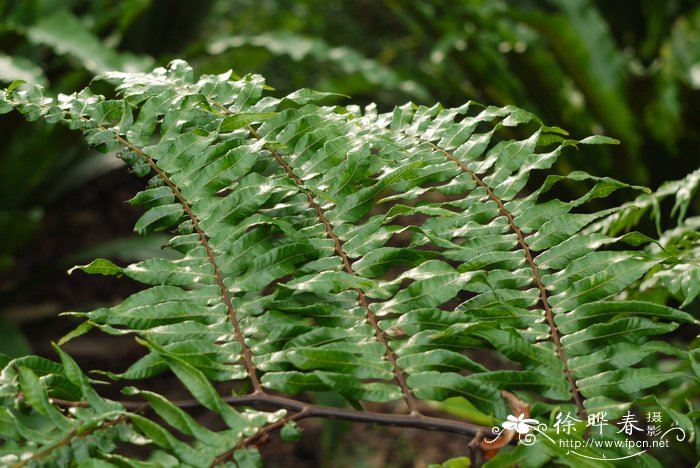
<box><xmin>0</xmin><ymin>60</ymin><xmax>696</xmax><ymax>466</ymax></box>
<box><xmin>593</xmin><ymin>166</ymin><xmax>700</xmax><ymax>235</ymax></box>
<box><xmin>591</xmin><ymin>167</ymin><xmax>700</xmax><ymax>306</ymax></box>
<box><xmin>640</xmin><ymin>216</ymin><xmax>700</xmax><ymax>307</ymax></box>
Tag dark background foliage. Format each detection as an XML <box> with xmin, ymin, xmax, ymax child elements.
<box><xmin>1</xmin><ymin>0</ymin><xmax>699</xmax><ymax>465</ymax></box>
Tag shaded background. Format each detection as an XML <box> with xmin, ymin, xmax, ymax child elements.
<box><xmin>1</xmin><ymin>0</ymin><xmax>699</xmax><ymax>465</ymax></box>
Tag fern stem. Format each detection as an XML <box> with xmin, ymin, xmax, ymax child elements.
<box><xmin>221</xmin><ymin>393</ymin><xmax>485</xmax><ymax>436</ymax></box>
<box><xmin>48</xmin><ymin>394</ymin><xmax>489</xmax><ymax>439</ymax></box>
<box><xmin>109</xmin><ymin>131</ymin><xmax>264</xmax><ymax>393</ymax></box>
<box><xmin>421</xmin><ymin>138</ymin><xmax>587</xmax><ymax>420</ymax></box>
<box><xmin>247</xmin><ymin>126</ymin><xmax>421</xmax><ymax>415</ymax></box>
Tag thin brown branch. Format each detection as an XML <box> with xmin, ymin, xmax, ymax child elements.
<box><xmin>48</xmin><ymin>397</ymin><xmax>90</xmax><ymax>408</ymax></box>
<box><xmin>230</xmin><ymin>393</ymin><xmax>485</xmax><ymax>436</ymax></box>
<box><xmin>48</xmin><ymin>393</ymin><xmax>489</xmax><ymax>438</ymax></box>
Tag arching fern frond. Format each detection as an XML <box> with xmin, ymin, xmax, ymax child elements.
<box><xmin>0</xmin><ymin>60</ymin><xmax>696</xmax><ymax>466</ymax></box>
<box><xmin>594</xmin><ymin>166</ymin><xmax>700</xmax><ymax>236</ymax></box>
<box><xmin>591</xmin><ymin>167</ymin><xmax>700</xmax><ymax>307</ymax></box>
<box><xmin>639</xmin><ymin>216</ymin><xmax>700</xmax><ymax>307</ymax></box>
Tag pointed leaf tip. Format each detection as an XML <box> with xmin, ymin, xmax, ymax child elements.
<box><xmin>68</xmin><ymin>258</ymin><xmax>123</xmax><ymax>277</ymax></box>
<box><xmin>580</xmin><ymin>135</ymin><xmax>620</xmax><ymax>145</ymax></box>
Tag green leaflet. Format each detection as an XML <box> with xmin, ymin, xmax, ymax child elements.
<box><xmin>396</xmin><ymin>349</ymin><xmax>488</xmax><ymax>374</ymax></box>
<box><xmin>17</xmin><ymin>367</ymin><xmax>73</xmax><ymax>432</ymax></box>
<box><xmin>286</xmin><ymin>348</ymin><xmax>394</xmax><ymax>379</ymax></box>
<box><xmin>560</xmin><ymin>317</ymin><xmax>679</xmax><ymax>356</ymax></box>
<box><xmin>0</xmin><ymin>60</ymin><xmax>696</xmax><ymax>465</ymax></box>
<box><xmin>113</xmin><ymin>339</ymin><xmax>245</xmax><ymax>382</ymax></box>
<box><xmin>569</xmin><ymin>341</ymin><xmax>686</xmax><ymax>379</ymax></box>
<box><xmin>68</xmin><ymin>258</ymin><xmax>124</xmax><ymax>277</ymax></box>
<box><xmin>126</xmin><ymin>388</ymin><xmax>231</xmax><ymax>447</ymax></box>
<box><xmin>555</xmin><ymin>300</ymin><xmax>696</xmax><ymax>334</ymax></box>
<box><xmin>220</xmin><ymin>112</ymin><xmax>278</xmax><ymax>131</ymax></box>
<box><xmin>141</xmin><ymin>339</ymin><xmax>250</xmax><ymax>431</ymax></box>
<box><xmin>577</xmin><ymin>368</ymin><xmax>684</xmax><ymax>398</ymax></box>
<box><xmin>134</xmin><ymin>203</ymin><xmax>184</xmax><ymax>236</ymax></box>
<box><xmin>130</xmin><ymin>414</ymin><xmax>211</xmax><ymax>466</ymax></box>
<box><xmin>408</xmin><ymin>372</ymin><xmax>506</xmax><ymax>417</ymax></box>
<box><xmin>54</xmin><ymin>345</ymin><xmax>122</xmax><ymax>414</ymax></box>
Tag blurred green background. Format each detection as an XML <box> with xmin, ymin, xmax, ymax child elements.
<box><xmin>0</xmin><ymin>0</ymin><xmax>699</xmax><ymax>465</ymax></box>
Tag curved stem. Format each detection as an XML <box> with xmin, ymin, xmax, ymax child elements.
<box><xmin>48</xmin><ymin>394</ymin><xmax>488</xmax><ymax>438</ymax></box>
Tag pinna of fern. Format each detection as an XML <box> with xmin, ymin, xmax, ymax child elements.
<box><xmin>591</xmin><ymin>166</ymin><xmax>700</xmax><ymax>308</ymax></box>
<box><xmin>0</xmin><ymin>60</ymin><xmax>697</xmax><ymax>467</ymax></box>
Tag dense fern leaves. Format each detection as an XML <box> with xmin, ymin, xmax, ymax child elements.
<box><xmin>0</xmin><ymin>61</ymin><xmax>697</xmax><ymax>466</ymax></box>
